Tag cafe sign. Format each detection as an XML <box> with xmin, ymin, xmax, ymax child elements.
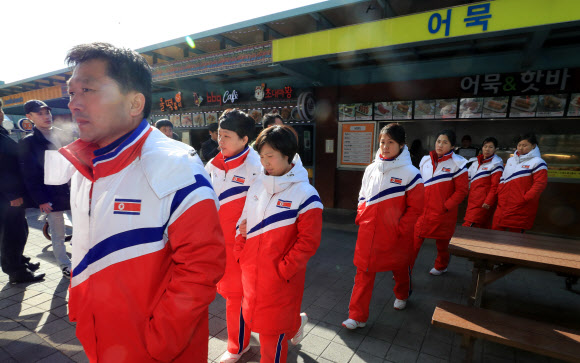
<box><xmin>206</xmin><ymin>90</ymin><xmax>239</xmax><ymax>106</ymax></box>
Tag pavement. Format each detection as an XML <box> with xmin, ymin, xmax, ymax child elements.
<box><xmin>0</xmin><ymin>209</ymin><xmax>578</xmax><ymax>363</ymax></box>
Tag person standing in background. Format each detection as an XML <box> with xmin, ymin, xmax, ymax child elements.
<box><xmin>201</xmin><ymin>122</ymin><xmax>220</xmax><ymax>161</ymax></box>
<box><xmin>414</xmin><ymin>129</ymin><xmax>468</xmax><ymax>276</ymax></box>
<box><xmin>0</xmin><ymin>100</ymin><xmax>45</xmax><ymax>284</ymax></box>
<box><xmin>19</xmin><ymin>100</ymin><xmax>72</xmax><ymax>279</ymax></box>
<box><xmin>463</xmin><ymin>137</ymin><xmax>504</xmax><ymax>229</ymax></box>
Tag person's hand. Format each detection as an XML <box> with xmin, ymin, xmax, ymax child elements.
<box><xmin>9</xmin><ymin>198</ymin><xmax>23</xmax><ymax>207</ymax></box>
<box><xmin>39</xmin><ymin>203</ymin><xmax>53</xmax><ymax>213</ymax></box>
<box><xmin>482</xmin><ymin>203</ymin><xmax>490</xmax><ymax>210</ymax></box>
<box><xmin>239</xmin><ymin>219</ymin><xmax>247</xmax><ymax>238</ymax></box>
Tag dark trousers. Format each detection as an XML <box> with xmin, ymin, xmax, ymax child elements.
<box><xmin>0</xmin><ymin>202</ymin><xmax>29</xmax><ymax>275</ymax></box>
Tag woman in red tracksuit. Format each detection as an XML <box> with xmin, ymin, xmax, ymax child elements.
<box><xmin>235</xmin><ymin>125</ymin><xmax>323</xmax><ymax>363</ymax></box>
<box><xmin>414</xmin><ymin>129</ymin><xmax>468</xmax><ymax>276</ymax></box>
<box><xmin>342</xmin><ymin>124</ymin><xmax>424</xmax><ymax>331</ymax></box>
<box><xmin>463</xmin><ymin>137</ymin><xmax>504</xmax><ymax>229</ymax></box>
<box><xmin>205</xmin><ymin>110</ymin><xmax>261</xmax><ymax>363</ymax></box>
<box><xmin>493</xmin><ymin>133</ymin><xmax>547</xmax><ymax>232</ymax></box>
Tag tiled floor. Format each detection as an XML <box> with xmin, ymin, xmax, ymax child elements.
<box><xmin>0</xmin><ymin>210</ymin><xmax>577</xmax><ymax>362</ymax></box>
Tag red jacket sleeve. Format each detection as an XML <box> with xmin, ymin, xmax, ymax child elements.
<box><xmin>233</xmin><ymin>229</ymin><xmax>246</xmax><ymax>262</ymax></box>
<box><xmin>397</xmin><ymin>183</ymin><xmax>424</xmax><ymax>239</ymax></box>
<box><xmin>484</xmin><ymin>170</ymin><xmax>502</xmax><ymax>207</ymax></box>
<box><xmin>524</xmin><ymin>168</ymin><xmax>548</xmax><ymax>202</ymax></box>
<box><xmin>278</xmin><ymin>208</ymin><xmax>322</xmax><ymax>281</ymax></box>
<box><xmin>444</xmin><ymin>171</ymin><xmax>469</xmax><ymax>211</ymax></box>
<box><xmin>145</xmin><ymin>198</ymin><xmax>226</xmax><ymax>362</ymax></box>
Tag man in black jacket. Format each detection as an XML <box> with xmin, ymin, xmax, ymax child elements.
<box><xmin>19</xmin><ymin>100</ymin><xmax>72</xmax><ymax>279</ymax></box>
<box><xmin>201</xmin><ymin>122</ymin><xmax>219</xmax><ymax>161</ymax></box>
<box><xmin>0</xmin><ymin>100</ymin><xmax>45</xmax><ymax>283</ymax></box>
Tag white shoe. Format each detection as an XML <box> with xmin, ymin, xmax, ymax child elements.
<box><xmin>291</xmin><ymin>313</ymin><xmax>308</xmax><ymax>345</ymax></box>
<box><xmin>429</xmin><ymin>267</ymin><xmax>447</xmax><ymax>276</ymax></box>
<box><xmin>393</xmin><ymin>298</ymin><xmax>407</xmax><ymax>310</ymax></box>
<box><xmin>219</xmin><ymin>345</ymin><xmax>251</xmax><ymax>363</ymax></box>
<box><xmin>341</xmin><ymin>318</ymin><xmax>366</xmax><ymax>330</ymax></box>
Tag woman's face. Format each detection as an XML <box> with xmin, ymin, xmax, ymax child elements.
<box><xmin>435</xmin><ymin>134</ymin><xmax>453</xmax><ymax>156</ymax></box>
<box><xmin>260</xmin><ymin>143</ymin><xmax>292</xmax><ymax>176</ymax></box>
<box><xmin>482</xmin><ymin>142</ymin><xmax>497</xmax><ymax>159</ymax></box>
<box><xmin>517</xmin><ymin>139</ymin><xmax>535</xmax><ymax>156</ymax></box>
<box><xmin>218</xmin><ymin>128</ymin><xmax>247</xmax><ymax>157</ymax></box>
<box><xmin>379</xmin><ymin>133</ymin><xmax>403</xmax><ymax>159</ymax></box>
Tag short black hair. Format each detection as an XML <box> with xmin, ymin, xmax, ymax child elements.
<box><xmin>437</xmin><ymin>129</ymin><xmax>457</xmax><ymax>146</ymax></box>
<box><xmin>262</xmin><ymin>112</ymin><xmax>283</xmax><ymax>129</ymax></box>
<box><xmin>482</xmin><ymin>137</ymin><xmax>498</xmax><ymax>148</ymax></box>
<box><xmin>0</xmin><ymin>99</ymin><xmax>3</xmax><ymax>108</ymax></box>
<box><xmin>155</xmin><ymin>119</ymin><xmax>173</xmax><ymax>129</ymax></box>
<box><xmin>461</xmin><ymin>135</ymin><xmax>472</xmax><ymax>142</ymax></box>
<box><xmin>517</xmin><ymin>132</ymin><xmax>538</xmax><ymax>146</ymax></box>
<box><xmin>254</xmin><ymin>125</ymin><xmax>298</xmax><ymax>163</ymax></box>
<box><xmin>208</xmin><ymin>123</ymin><xmax>218</xmax><ymax>132</ymax></box>
<box><xmin>219</xmin><ymin>109</ymin><xmax>255</xmax><ymax>144</ymax></box>
<box><xmin>380</xmin><ymin>123</ymin><xmax>406</xmax><ymax>145</ymax></box>
<box><xmin>65</xmin><ymin>42</ymin><xmax>152</xmax><ymax>119</ymax></box>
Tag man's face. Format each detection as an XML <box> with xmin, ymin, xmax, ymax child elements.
<box><xmin>209</xmin><ymin>130</ymin><xmax>218</xmax><ymax>141</ymax></box>
<box><xmin>26</xmin><ymin>108</ymin><xmax>53</xmax><ymax>131</ymax></box>
<box><xmin>67</xmin><ymin>58</ymin><xmax>140</xmax><ymax>148</ymax></box>
<box><xmin>159</xmin><ymin>126</ymin><xmax>173</xmax><ymax>138</ymax></box>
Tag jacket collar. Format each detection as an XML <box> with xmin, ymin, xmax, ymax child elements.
<box><xmin>376</xmin><ymin>146</ymin><xmax>412</xmax><ymax>173</ymax></box>
<box><xmin>59</xmin><ymin>119</ymin><xmax>152</xmax><ymax>182</ymax></box>
<box><xmin>477</xmin><ymin>153</ymin><xmax>494</xmax><ymax>166</ymax></box>
<box><xmin>515</xmin><ymin>146</ymin><xmax>541</xmax><ymax>164</ymax></box>
<box><xmin>262</xmin><ymin>154</ymin><xmax>308</xmax><ymax>195</ymax></box>
<box><xmin>210</xmin><ymin>146</ymin><xmax>250</xmax><ymax>172</ymax></box>
<box><xmin>430</xmin><ymin>150</ymin><xmax>453</xmax><ymax>168</ymax></box>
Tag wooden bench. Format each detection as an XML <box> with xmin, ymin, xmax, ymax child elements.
<box><xmin>431</xmin><ymin>301</ymin><xmax>580</xmax><ymax>363</ymax></box>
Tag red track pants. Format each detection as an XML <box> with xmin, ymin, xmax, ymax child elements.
<box><xmin>259</xmin><ymin>333</ymin><xmax>288</xmax><ymax>363</ymax></box>
<box><xmin>225</xmin><ymin>296</ymin><xmax>251</xmax><ymax>354</ymax></box>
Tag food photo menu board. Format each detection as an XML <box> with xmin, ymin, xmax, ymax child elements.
<box><xmin>510</xmin><ymin>95</ymin><xmax>538</xmax><ymax>117</ymax></box>
<box><xmin>338</xmin><ymin>122</ymin><xmax>376</xmax><ymax>168</ymax></box>
<box><xmin>338</xmin><ymin>104</ymin><xmax>356</xmax><ymax>121</ymax></box>
<box><xmin>482</xmin><ymin>97</ymin><xmax>509</xmax><ymax>118</ymax></box>
<box><xmin>435</xmin><ymin>99</ymin><xmax>457</xmax><ymax>119</ymax></box>
<box><xmin>191</xmin><ymin>113</ymin><xmax>204</xmax><ymax>127</ymax></box>
<box><xmin>414</xmin><ymin>100</ymin><xmax>435</xmax><ymax>119</ymax></box>
<box><xmin>374</xmin><ymin>102</ymin><xmax>393</xmax><ymax>120</ymax></box>
<box><xmin>355</xmin><ymin>103</ymin><xmax>373</xmax><ymax>120</ymax></box>
<box><xmin>392</xmin><ymin>101</ymin><xmax>413</xmax><ymax>120</ymax></box>
<box><xmin>536</xmin><ymin>94</ymin><xmax>567</xmax><ymax>117</ymax></box>
<box><xmin>459</xmin><ymin>98</ymin><xmax>483</xmax><ymax>118</ymax></box>
<box><xmin>169</xmin><ymin>114</ymin><xmax>182</xmax><ymax>127</ymax></box>
<box><xmin>567</xmin><ymin>93</ymin><xmax>580</xmax><ymax>116</ymax></box>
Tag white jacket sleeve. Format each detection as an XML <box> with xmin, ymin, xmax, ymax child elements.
<box><xmin>44</xmin><ymin>150</ymin><xmax>75</xmax><ymax>185</ymax></box>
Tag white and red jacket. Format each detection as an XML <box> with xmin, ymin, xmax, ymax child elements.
<box><xmin>493</xmin><ymin>146</ymin><xmax>548</xmax><ymax>230</ymax></box>
<box><xmin>45</xmin><ymin>120</ymin><xmax>226</xmax><ymax>363</ymax></box>
<box><xmin>205</xmin><ymin>146</ymin><xmax>261</xmax><ymax>297</ymax></box>
<box><xmin>464</xmin><ymin>154</ymin><xmax>504</xmax><ymax>226</ymax></box>
<box><xmin>233</xmin><ymin>155</ymin><xmax>323</xmax><ymax>336</ymax></box>
<box><xmin>354</xmin><ymin>147</ymin><xmax>424</xmax><ymax>272</ymax></box>
<box><xmin>416</xmin><ymin>151</ymin><xmax>468</xmax><ymax>241</ymax></box>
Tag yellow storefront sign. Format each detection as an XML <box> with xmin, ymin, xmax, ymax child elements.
<box><xmin>548</xmin><ymin>169</ymin><xmax>580</xmax><ymax>179</ymax></box>
<box><xmin>2</xmin><ymin>86</ymin><xmax>64</xmax><ymax>107</ymax></box>
<box><xmin>273</xmin><ymin>0</ymin><xmax>580</xmax><ymax>62</ymax></box>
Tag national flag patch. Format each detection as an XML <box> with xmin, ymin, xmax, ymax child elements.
<box><xmin>522</xmin><ymin>165</ymin><xmax>530</xmax><ymax>169</ymax></box>
<box><xmin>482</xmin><ymin>167</ymin><xmax>488</xmax><ymax>171</ymax></box>
<box><xmin>232</xmin><ymin>175</ymin><xmax>245</xmax><ymax>184</ymax></box>
<box><xmin>442</xmin><ymin>167</ymin><xmax>451</xmax><ymax>172</ymax></box>
<box><xmin>390</xmin><ymin>177</ymin><xmax>402</xmax><ymax>185</ymax></box>
<box><xmin>276</xmin><ymin>199</ymin><xmax>292</xmax><ymax>209</ymax></box>
<box><xmin>114</xmin><ymin>199</ymin><xmax>141</xmax><ymax>215</ymax></box>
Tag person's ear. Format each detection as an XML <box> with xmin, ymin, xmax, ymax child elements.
<box><xmin>129</xmin><ymin>92</ymin><xmax>145</xmax><ymax>118</ymax></box>
<box><xmin>242</xmin><ymin>135</ymin><xmax>248</xmax><ymax>145</ymax></box>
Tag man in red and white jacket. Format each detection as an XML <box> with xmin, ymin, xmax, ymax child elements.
<box><xmin>45</xmin><ymin>43</ymin><xmax>225</xmax><ymax>363</ymax></box>
<box><xmin>463</xmin><ymin>137</ymin><xmax>504</xmax><ymax>229</ymax></box>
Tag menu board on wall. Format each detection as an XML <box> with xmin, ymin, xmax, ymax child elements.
<box><xmin>482</xmin><ymin>97</ymin><xmax>509</xmax><ymax>118</ymax></box>
<box><xmin>567</xmin><ymin>93</ymin><xmax>580</xmax><ymax>116</ymax></box>
<box><xmin>510</xmin><ymin>95</ymin><xmax>538</xmax><ymax>117</ymax></box>
<box><xmin>191</xmin><ymin>113</ymin><xmax>204</xmax><ymax>127</ymax></box>
<box><xmin>205</xmin><ymin>112</ymin><xmax>219</xmax><ymax>125</ymax></box>
<box><xmin>338</xmin><ymin>104</ymin><xmax>356</xmax><ymax>121</ymax></box>
<box><xmin>435</xmin><ymin>99</ymin><xmax>457</xmax><ymax>119</ymax></box>
<box><xmin>459</xmin><ymin>98</ymin><xmax>483</xmax><ymax>118</ymax></box>
<box><xmin>374</xmin><ymin>102</ymin><xmax>392</xmax><ymax>120</ymax></box>
<box><xmin>339</xmin><ymin>122</ymin><xmax>376</xmax><ymax>167</ymax></box>
<box><xmin>536</xmin><ymin>94</ymin><xmax>566</xmax><ymax>117</ymax></box>
<box><xmin>414</xmin><ymin>100</ymin><xmax>435</xmax><ymax>119</ymax></box>
<box><xmin>181</xmin><ymin>113</ymin><xmax>193</xmax><ymax>127</ymax></box>
<box><xmin>355</xmin><ymin>103</ymin><xmax>373</xmax><ymax>120</ymax></box>
<box><xmin>169</xmin><ymin>114</ymin><xmax>182</xmax><ymax>127</ymax></box>
<box><xmin>392</xmin><ymin>101</ymin><xmax>412</xmax><ymax>120</ymax></box>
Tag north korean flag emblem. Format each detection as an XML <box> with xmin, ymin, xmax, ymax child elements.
<box><xmin>232</xmin><ymin>175</ymin><xmax>245</xmax><ymax>184</ymax></box>
<box><xmin>276</xmin><ymin>199</ymin><xmax>292</xmax><ymax>209</ymax></box>
<box><xmin>482</xmin><ymin>167</ymin><xmax>488</xmax><ymax>171</ymax></box>
<box><xmin>522</xmin><ymin>165</ymin><xmax>530</xmax><ymax>169</ymax></box>
<box><xmin>114</xmin><ymin>199</ymin><xmax>141</xmax><ymax>215</ymax></box>
<box><xmin>390</xmin><ymin>177</ymin><xmax>402</xmax><ymax>185</ymax></box>
<box><xmin>442</xmin><ymin>167</ymin><xmax>451</xmax><ymax>172</ymax></box>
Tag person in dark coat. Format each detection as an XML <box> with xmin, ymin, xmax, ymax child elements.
<box><xmin>0</xmin><ymin>100</ymin><xmax>45</xmax><ymax>283</ymax></box>
<box><xmin>201</xmin><ymin>122</ymin><xmax>219</xmax><ymax>162</ymax></box>
<box><xmin>19</xmin><ymin>100</ymin><xmax>72</xmax><ymax>279</ymax></box>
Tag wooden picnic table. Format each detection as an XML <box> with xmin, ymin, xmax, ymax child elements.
<box><xmin>449</xmin><ymin>226</ymin><xmax>580</xmax><ymax>307</ymax></box>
